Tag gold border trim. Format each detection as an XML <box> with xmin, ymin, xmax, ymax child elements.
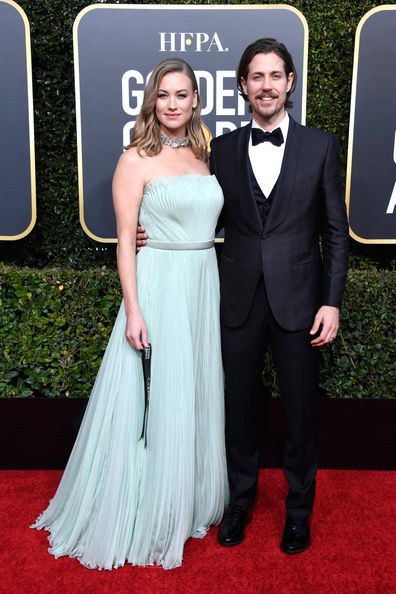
<box><xmin>74</xmin><ymin>3</ymin><xmax>308</xmax><ymax>242</ymax></box>
<box><xmin>0</xmin><ymin>0</ymin><xmax>36</xmax><ymax>240</ymax></box>
<box><xmin>346</xmin><ymin>5</ymin><xmax>396</xmax><ymax>244</ymax></box>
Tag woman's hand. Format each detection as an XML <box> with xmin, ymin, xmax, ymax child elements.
<box><xmin>125</xmin><ymin>312</ymin><xmax>149</xmax><ymax>351</ymax></box>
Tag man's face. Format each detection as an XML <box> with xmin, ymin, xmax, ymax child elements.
<box><xmin>241</xmin><ymin>52</ymin><xmax>294</xmax><ymax>130</ymax></box>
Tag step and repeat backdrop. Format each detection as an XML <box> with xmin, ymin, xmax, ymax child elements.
<box><xmin>73</xmin><ymin>4</ymin><xmax>307</xmax><ymax>241</ymax></box>
<box><xmin>0</xmin><ymin>3</ymin><xmax>395</xmax><ymax>244</ymax></box>
<box><xmin>0</xmin><ymin>0</ymin><xmax>35</xmax><ymax>240</ymax></box>
<box><xmin>346</xmin><ymin>5</ymin><xmax>396</xmax><ymax>244</ymax></box>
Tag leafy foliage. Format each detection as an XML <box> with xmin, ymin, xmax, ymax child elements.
<box><xmin>320</xmin><ymin>270</ymin><xmax>396</xmax><ymax>398</ymax></box>
<box><xmin>262</xmin><ymin>267</ymin><xmax>396</xmax><ymax>399</ymax></box>
<box><xmin>0</xmin><ymin>265</ymin><xmax>121</xmax><ymax>398</ymax></box>
<box><xmin>1</xmin><ymin>265</ymin><xmax>395</xmax><ymax>399</ymax></box>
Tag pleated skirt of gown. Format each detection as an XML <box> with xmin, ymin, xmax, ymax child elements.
<box><xmin>31</xmin><ymin>175</ymin><xmax>229</xmax><ymax>570</ymax></box>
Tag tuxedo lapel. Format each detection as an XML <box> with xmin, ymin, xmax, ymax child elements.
<box><xmin>264</xmin><ymin>117</ymin><xmax>303</xmax><ymax>236</ymax></box>
<box><xmin>236</xmin><ymin>122</ymin><xmax>263</xmax><ymax>232</ymax></box>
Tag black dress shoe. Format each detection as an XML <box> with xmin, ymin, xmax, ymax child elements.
<box><xmin>217</xmin><ymin>505</ymin><xmax>251</xmax><ymax>547</ymax></box>
<box><xmin>280</xmin><ymin>517</ymin><xmax>311</xmax><ymax>554</ymax></box>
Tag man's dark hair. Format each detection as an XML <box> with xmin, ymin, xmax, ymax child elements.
<box><xmin>237</xmin><ymin>38</ymin><xmax>297</xmax><ymax>109</ymax></box>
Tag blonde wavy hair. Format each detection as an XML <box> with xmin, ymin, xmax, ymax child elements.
<box><xmin>128</xmin><ymin>59</ymin><xmax>207</xmax><ymax>160</ymax></box>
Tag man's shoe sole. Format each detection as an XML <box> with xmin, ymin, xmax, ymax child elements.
<box><xmin>280</xmin><ymin>541</ymin><xmax>311</xmax><ymax>555</ymax></box>
<box><xmin>218</xmin><ymin>534</ymin><xmax>245</xmax><ymax>547</ymax></box>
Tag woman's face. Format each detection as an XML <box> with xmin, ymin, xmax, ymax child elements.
<box><xmin>155</xmin><ymin>71</ymin><xmax>197</xmax><ymax>138</ymax></box>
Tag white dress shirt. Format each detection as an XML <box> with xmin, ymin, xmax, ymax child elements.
<box><xmin>248</xmin><ymin>113</ymin><xmax>289</xmax><ymax>198</ymax></box>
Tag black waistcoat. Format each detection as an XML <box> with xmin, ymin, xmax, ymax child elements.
<box><xmin>247</xmin><ymin>158</ymin><xmax>279</xmax><ymax>229</ymax></box>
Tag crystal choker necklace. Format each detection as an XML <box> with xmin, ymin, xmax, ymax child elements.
<box><xmin>159</xmin><ymin>134</ymin><xmax>191</xmax><ymax>149</ymax></box>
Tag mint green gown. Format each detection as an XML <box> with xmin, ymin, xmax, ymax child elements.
<box><xmin>32</xmin><ymin>174</ymin><xmax>228</xmax><ymax>570</ymax></box>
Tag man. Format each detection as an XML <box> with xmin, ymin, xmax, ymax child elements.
<box><xmin>210</xmin><ymin>38</ymin><xmax>349</xmax><ymax>554</ymax></box>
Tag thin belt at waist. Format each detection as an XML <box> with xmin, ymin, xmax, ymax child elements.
<box><xmin>146</xmin><ymin>239</ymin><xmax>214</xmax><ymax>251</ymax></box>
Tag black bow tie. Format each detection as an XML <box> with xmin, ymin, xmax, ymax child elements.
<box><xmin>251</xmin><ymin>127</ymin><xmax>284</xmax><ymax>147</ymax></box>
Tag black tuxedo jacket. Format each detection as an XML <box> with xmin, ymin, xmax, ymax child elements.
<box><xmin>210</xmin><ymin>116</ymin><xmax>349</xmax><ymax>331</ymax></box>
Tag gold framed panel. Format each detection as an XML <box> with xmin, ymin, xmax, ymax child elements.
<box><xmin>73</xmin><ymin>4</ymin><xmax>308</xmax><ymax>243</ymax></box>
<box><xmin>0</xmin><ymin>0</ymin><xmax>36</xmax><ymax>240</ymax></box>
<box><xmin>346</xmin><ymin>5</ymin><xmax>396</xmax><ymax>244</ymax></box>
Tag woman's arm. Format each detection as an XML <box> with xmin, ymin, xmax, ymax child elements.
<box><xmin>112</xmin><ymin>150</ymin><xmax>148</xmax><ymax>350</ymax></box>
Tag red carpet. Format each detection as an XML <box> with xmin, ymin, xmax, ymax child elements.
<box><xmin>0</xmin><ymin>470</ymin><xmax>395</xmax><ymax>594</ymax></box>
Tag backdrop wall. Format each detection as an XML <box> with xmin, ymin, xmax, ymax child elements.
<box><xmin>0</xmin><ymin>0</ymin><xmax>395</xmax><ymax>269</ymax></box>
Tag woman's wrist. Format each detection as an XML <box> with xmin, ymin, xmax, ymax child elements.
<box><xmin>124</xmin><ymin>303</ymin><xmax>141</xmax><ymax>317</ymax></box>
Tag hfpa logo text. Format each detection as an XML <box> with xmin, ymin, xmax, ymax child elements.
<box><xmin>159</xmin><ymin>32</ymin><xmax>228</xmax><ymax>53</ymax></box>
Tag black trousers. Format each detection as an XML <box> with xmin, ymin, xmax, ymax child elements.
<box><xmin>221</xmin><ymin>275</ymin><xmax>320</xmax><ymax>519</ymax></box>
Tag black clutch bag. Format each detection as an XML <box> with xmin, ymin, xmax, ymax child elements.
<box><xmin>140</xmin><ymin>343</ymin><xmax>152</xmax><ymax>447</ymax></box>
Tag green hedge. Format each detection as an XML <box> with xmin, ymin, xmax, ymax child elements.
<box><xmin>320</xmin><ymin>270</ymin><xmax>396</xmax><ymax>398</ymax></box>
<box><xmin>1</xmin><ymin>0</ymin><xmax>394</xmax><ymax>269</ymax></box>
<box><xmin>0</xmin><ymin>265</ymin><xmax>121</xmax><ymax>398</ymax></box>
<box><xmin>1</xmin><ymin>264</ymin><xmax>395</xmax><ymax>399</ymax></box>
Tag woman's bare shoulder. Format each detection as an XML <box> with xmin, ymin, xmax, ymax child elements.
<box><xmin>117</xmin><ymin>146</ymin><xmax>146</xmax><ymax>167</ymax></box>
<box><xmin>115</xmin><ymin>147</ymin><xmax>153</xmax><ymax>182</ymax></box>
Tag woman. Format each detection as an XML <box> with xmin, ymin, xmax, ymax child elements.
<box><xmin>32</xmin><ymin>59</ymin><xmax>228</xmax><ymax>570</ymax></box>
